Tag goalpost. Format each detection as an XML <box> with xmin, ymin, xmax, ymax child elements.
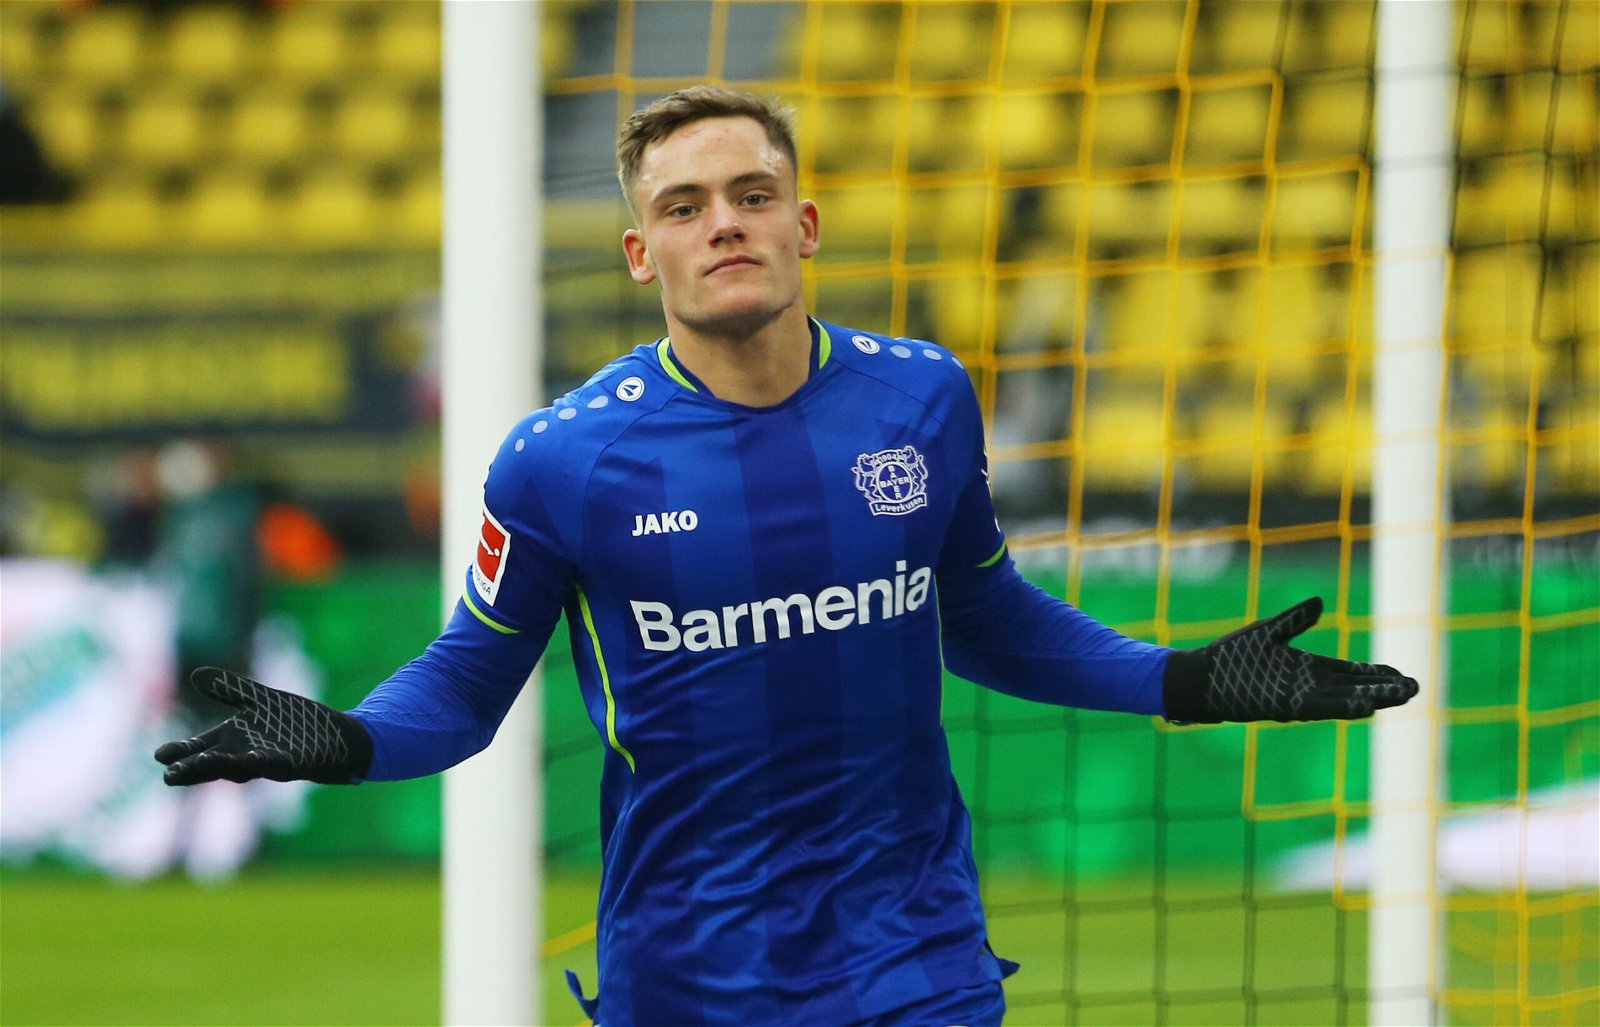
<box><xmin>440</xmin><ymin>2</ymin><xmax>542</xmax><ymax>1024</ymax></box>
<box><xmin>1370</xmin><ymin>1</ymin><xmax>1454</xmax><ymax>1023</ymax></box>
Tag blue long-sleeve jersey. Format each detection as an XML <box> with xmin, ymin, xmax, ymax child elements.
<box><xmin>350</xmin><ymin>319</ymin><xmax>1169</xmax><ymax>1027</ymax></box>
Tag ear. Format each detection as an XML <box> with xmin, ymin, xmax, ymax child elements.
<box><xmin>797</xmin><ymin>199</ymin><xmax>820</xmax><ymax>260</ymax></box>
<box><xmin>623</xmin><ymin>228</ymin><xmax>656</xmax><ymax>285</ymax></box>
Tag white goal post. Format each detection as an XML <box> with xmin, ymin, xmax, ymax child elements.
<box><xmin>1371</xmin><ymin>0</ymin><xmax>1455</xmax><ymax>1024</ymax></box>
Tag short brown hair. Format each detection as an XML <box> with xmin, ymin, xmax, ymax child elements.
<box><xmin>616</xmin><ymin>86</ymin><xmax>798</xmax><ymax>215</ymax></box>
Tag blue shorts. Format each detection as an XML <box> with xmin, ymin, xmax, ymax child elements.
<box><xmin>853</xmin><ymin>981</ymin><xmax>1007</xmax><ymax>1027</ymax></box>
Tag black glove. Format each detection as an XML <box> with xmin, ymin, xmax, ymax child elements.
<box><xmin>1163</xmin><ymin>596</ymin><xmax>1418</xmax><ymax>723</ymax></box>
<box><xmin>154</xmin><ymin>668</ymin><xmax>373</xmax><ymax>785</ymax></box>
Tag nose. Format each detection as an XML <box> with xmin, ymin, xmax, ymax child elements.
<box><xmin>707</xmin><ymin>198</ymin><xmax>745</xmax><ymax>246</ymax></box>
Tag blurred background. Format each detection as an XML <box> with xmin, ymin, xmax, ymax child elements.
<box><xmin>1</xmin><ymin>0</ymin><xmax>1595</xmax><ymax>1025</ymax></box>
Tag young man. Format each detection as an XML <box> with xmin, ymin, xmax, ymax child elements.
<box><xmin>156</xmin><ymin>87</ymin><xmax>1417</xmax><ymax>1027</ymax></box>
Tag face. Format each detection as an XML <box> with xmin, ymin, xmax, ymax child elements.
<box><xmin>623</xmin><ymin>116</ymin><xmax>820</xmax><ymax>339</ymax></box>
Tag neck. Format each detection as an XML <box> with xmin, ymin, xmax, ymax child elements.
<box><xmin>664</xmin><ymin>305</ymin><xmax>814</xmax><ymax>407</ymax></box>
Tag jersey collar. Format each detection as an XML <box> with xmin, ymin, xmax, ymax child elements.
<box><xmin>655</xmin><ymin>317</ymin><xmax>834</xmax><ymax>396</ymax></box>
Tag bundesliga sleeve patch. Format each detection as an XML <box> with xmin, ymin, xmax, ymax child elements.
<box><xmin>472</xmin><ymin>505</ymin><xmax>511</xmax><ymax>605</ymax></box>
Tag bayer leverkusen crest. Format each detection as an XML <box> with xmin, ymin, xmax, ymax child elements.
<box><xmin>853</xmin><ymin>446</ymin><xmax>929</xmax><ymax>516</ymax></box>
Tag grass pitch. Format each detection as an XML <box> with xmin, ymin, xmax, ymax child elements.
<box><xmin>3</xmin><ymin>868</ymin><xmax>1593</xmax><ymax>1026</ymax></box>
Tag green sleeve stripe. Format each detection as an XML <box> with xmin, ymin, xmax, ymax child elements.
<box><xmin>576</xmin><ymin>586</ymin><xmax>637</xmax><ymax>773</ymax></box>
<box><xmin>977</xmin><ymin>542</ymin><xmax>1008</xmax><ymax>568</ymax></box>
<box><xmin>812</xmin><ymin>318</ymin><xmax>833</xmax><ymax>368</ymax></box>
<box><xmin>656</xmin><ymin>338</ymin><xmax>698</xmax><ymax>392</ymax></box>
<box><xmin>462</xmin><ymin>590</ymin><xmax>520</xmax><ymax>634</ymax></box>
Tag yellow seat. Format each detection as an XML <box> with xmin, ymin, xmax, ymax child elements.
<box><xmin>1456</xmin><ymin>157</ymin><xmax>1583</xmax><ymax>246</ymax></box>
<box><xmin>1090</xmin><ymin>89</ymin><xmax>1173</xmax><ymax>168</ymax></box>
<box><xmin>268</xmin><ymin>6</ymin><xmax>348</xmax><ymax>84</ymax></box>
<box><xmin>1082</xmin><ymin>178</ymin><xmax>1172</xmax><ymax>257</ymax></box>
<box><xmin>228</xmin><ymin>91</ymin><xmax>311</xmax><ymax>164</ymax></box>
<box><xmin>185</xmin><ymin>173</ymin><xmax>276</xmax><ymax>248</ymax></box>
<box><xmin>906</xmin><ymin>95</ymin><xmax>989</xmax><ymax>173</ymax></box>
<box><xmin>1451</xmin><ymin>250</ymin><xmax>1543</xmax><ymax>352</ymax></box>
<box><xmin>805</xmin><ymin>94</ymin><xmax>897</xmax><ymax>173</ymax></box>
<box><xmin>1448</xmin><ymin>400</ymin><xmax>1527</xmax><ymax>492</ymax></box>
<box><xmin>120</xmin><ymin>91</ymin><xmax>207</xmax><ymax>167</ymax></box>
<box><xmin>1271</xmin><ymin>171</ymin><xmax>1360</xmax><ymax>250</ymax></box>
<box><xmin>286</xmin><ymin>171</ymin><xmax>379</xmax><ymax>247</ymax></box>
<box><xmin>1301</xmin><ymin>399</ymin><xmax>1373</xmax><ymax>495</ymax></box>
<box><xmin>1101</xmin><ymin>267</ymin><xmax>1215</xmax><ymax>358</ymax></box>
<box><xmin>994</xmin><ymin>91</ymin><xmax>1076</xmax><ymax>172</ymax></box>
<box><xmin>58</xmin><ymin>7</ymin><xmax>148</xmax><ymax>87</ymax></box>
<box><xmin>1202</xmin><ymin>1</ymin><xmax>1285</xmax><ymax>73</ymax></box>
<box><xmin>331</xmin><ymin>89</ymin><xmax>415</xmax><ymax>162</ymax></box>
<box><xmin>1002</xmin><ymin>1</ymin><xmax>1087</xmax><ymax>80</ymax></box>
<box><xmin>0</xmin><ymin>4</ymin><xmax>46</xmax><ymax>84</ymax></box>
<box><xmin>1184</xmin><ymin>85</ymin><xmax>1271</xmax><ymax>167</ymax></box>
<box><xmin>27</xmin><ymin>93</ymin><xmax>102</xmax><ymax>172</ymax></box>
<box><xmin>907</xmin><ymin>2</ymin><xmax>990</xmax><ymax>82</ymax></box>
<box><xmin>799</xmin><ymin>2</ymin><xmax>890</xmax><ymax>83</ymax></box>
<box><xmin>395</xmin><ymin>168</ymin><xmax>442</xmax><ymax>246</ymax></box>
<box><xmin>809</xmin><ymin>183</ymin><xmax>896</xmax><ymax>256</ymax></box>
<box><xmin>1319</xmin><ymin>0</ymin><xmax>1375</xmax><ymax>69</ymax></box>
<box><xmin>1189</xmin><ymin>394</ymin><xmax>1295</xmax><ymax>489</ymax></box>
<box><xmin>1080</xmin><ymin>395</ymin><xmax>1167</xmax><ymax>490</ymax></box>
<box><xmin>75</xmin><ymin>177</ymin><xmax>164</xmax><ymax>248</ymax></box>
<box><xmin>1282</xmin><ymin>78</ymin><xmax>1369</xmax><ymax>162</ymax></box>
<box><xmin>371</xmin><ymin>10</ymin><xmax>440</xmax><ymax>85</ymax></box>
<box><xmin>1096</xmin><ymin>0</ymin><xmax>1186</xmax><ymax>78</ymax></box>
<box><xmin>1556</xmin><ymin>0</ymin><xmax>1598</xmax><ymax>68</ymax></box>
<box><xmin>164</xmin><ymin>5</ymin><xmax>254</xmax><ymax>85</ymax></box>
<box><xmin>1178</xmin><ymin>177</ymin><xmax>1264</xmax><ymax>251</ymax></box>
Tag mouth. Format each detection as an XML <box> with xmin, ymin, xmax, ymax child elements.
<box><xmin>705</xmin><ymin>256</ymin><xmax>761</xmax><ymax>275</ymax></box>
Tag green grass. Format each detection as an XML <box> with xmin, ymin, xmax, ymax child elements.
<box><xmin>3</xmin><ymin>869</ymin><xmax>1594</xmax><ymax>1026</ymax></box>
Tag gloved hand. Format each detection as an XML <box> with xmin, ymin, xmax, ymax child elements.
<box><xmin>1163</xmin><ymin>597</ymin><xmax>1418</xmax><ymax>723</ymax></box>
<box><xmin>155</xmin><ymin>668</ymin><xmax>373</xmax><ymax>785</ymax></box>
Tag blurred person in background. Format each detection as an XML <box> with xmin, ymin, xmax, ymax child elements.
<box><xmin>154</xmin><ymin>439</ymin><xmax>263</xmax><ymax>729</ymax></box>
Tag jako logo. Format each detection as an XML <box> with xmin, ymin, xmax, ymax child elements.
<box><xmin>631</xmin><ymin>561</ymin><xmax>933</xmax><ymax>653</ymax></box>
<box><xmin>632</xmin><ymin>509</ymin><xmax>698</xmax><ymax>536</ymax></box>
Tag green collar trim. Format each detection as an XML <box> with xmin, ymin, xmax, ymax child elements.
<box><xmin>655</xmin><ymin>338</ymin><xmax>698</xmax><ymax>392</ymax></box>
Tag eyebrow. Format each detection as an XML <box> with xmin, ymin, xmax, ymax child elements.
<box><xmin>648</xmin><ymin>170</ymin><xmax>782</xmax><ymax>209</ymax></box>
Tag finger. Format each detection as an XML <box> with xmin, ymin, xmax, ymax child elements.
<box><xmin>1317</xmin><ymin>675</ymin><xmax>1419</xmax><ymax>708</ymax></box>
<box><xmin>153</xmin><ymin>722</ymin><xmax>227</xmax><ymax>765</ymax></box>
<box><xmin>1260</xmin><ymin>596</ymin><xmax>1323</xmax><ymax>644</ymax></box>
<box><xmin>190</xmin><ymin>667</ymin><xmax>264</xmax><ymax>712</ymax></box>
<box><xmin>163</xmin><ymin>751</ymin><xmax>228</xmax><ymax>786</ymax></box>
<box><xmin>1298</xmin><ymin>694</ymin><xmax>1375</xmax><ymax>720</ymax></box>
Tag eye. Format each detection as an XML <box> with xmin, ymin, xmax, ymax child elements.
<box><xmin>666</xmin><ymin>204</ymin><xmax>696</xmax><ymax>218</ymax></box>
<box><xmin>740</xmin><ymin>193</ymin><xmax>770</xmax><ymax>207</ymax></box>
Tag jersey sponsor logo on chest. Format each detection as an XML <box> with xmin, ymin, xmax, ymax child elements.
<box><xmin>632</xmin><ymin>509</ymin><xmax>699</xmax><ymax>536</ymax></box>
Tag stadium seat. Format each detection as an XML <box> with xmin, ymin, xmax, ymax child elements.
<box><xmin>1177</xmin><ymin>177</ymin><xmax>1265</xmax><ymax>253</ymax></box>
<box><xmin>1079</xmin><ymin>395</ymin><xmax>1167</xmax><ymax>490</ymax></box>
<box><xmin>120</xmin><ymin>90</ymin><xmax>207</xmax><ymax>167</ymax></box>
<box><xmin>1099</xmin><ymin>267</ymin><xmax>1214</xmax><ymax>358</ymax></box>
<box><xmin>1448</xmin><ymin>400</ymin><xmax>1527</xmax><ymax>492</ymax></box>
<box><xmin>809</xmin><ymin>183</ymin><xmax>896</xmax><ymax>256</ymax></box>
<box><xmin>0</xmin><ymin>4</ymin><xmax>46</xmax><ymax>84</ymax></box>
<box><xmin>1281</xmin><ymin>77</ymin><xmax>1369</xmax><ymax>161</ymax></box>
<box><xmin>801</xmin><ymin>2</ymin><xmax>891</xmax><ymax>83</ymax></box>
<box><xmin>75</xmin><ymin>176</ymin><xmax>165</xmax><ymax>247</ymax></box>
<box><xmin>1001</xmin><ymin>1</ymin><xmax>1087</xmax><ymax>81</ymax></box>
<box><xmin>394</xmin><ymin>168</ymin><xmax>442</xmax><ymax>246</ymax></box>
<box><xmin>1096</xmin><ymin>0</ymin><xmax>1186</xmax><ymax>79</ymax></box>
<box><xmin>907</xmin><ymin>95</ymin><xmax>990</xmax><ymax>173</ymax></box>
<box><xmin>331</xmin><ymin>89</ymin><xmax>416</xmax><ymax>163</ymax></box>
<box><xmin>1452</xmin><ymin>249</ymin><xmax>1545</xmax><ymax>355</ymax></box>
<box><xmin>229</xmin><ymin>90</ymin><xmax>311</xmax><ymax>165</ymax></box>
<box><xmin>806</xmin><ymin>94</ymin><xmax>897</xmax><ymax>173</ymax></box>
<box><xmin>27</xmin><ymin>92</ymin><xmax>101</xmax><ymax>172</ymax></box>
<box><xmin>993</xmin><ymin>91</ymin><xmax>1077</xmax><ymax>172</ymax></box>
<box><xmin>370</xmin><ymin>7</ymin><xmax>441</xmax><ymax>85</ymax></box>
<box><xmin>285</xmin><ymin>171</ymin><xmax>380</xmax><ymax>247</ymax></box>
<box><xmin>1200</xmin><ymin>1</ymin><xmax>1285</xmax><ymax>74</ymax></box>
<box><xmin>1090</xmin><ymin>89</ymin><xmax>1174</xmax><ymax>168</ymax></box>
<box><xmin>1302</xmin><ymin>398</ymin><xmax>1373</xmax><ymax>495</ymax></box>
<box><xmin>1189</xmin><ymin>394</ymin><xmax>1295</xmax><ymax>489</ymax></box>
<box><xmin>1456</xmin><ymin>157</ymin><xmax>1583</xmax><ymax>247</ymax></box>
<box><xmin>163</xmin><ymin>4</ymin><xmax>254</xmax><ymax>86</ymax></box>
<box><xmin>1183</xmin><ymin>85</ymin><xmax>1272</xmax><ymax>167</ymax></box>
<box><xmin>58</xmin><ymin>7</ymin><xmax>147</xmax><ymax>87</ymax></box>
<box><xmin>1271</xmin><ymin>171</ymin><xmax>1360</xmax><ymax>251</ymax></box>
<box><xmin>268</xmin><ymin>6</ymin><xmax>349</xmax><ymax>85</ymax></box>
<box><xmin>1556</xmin><ymin>1</ymin><xmax>1599</xmax><ymax>68</ymax></box>
<box><xmin>1318</xmin><ymin>0</ymin><xmax>1375</xmax><ymax>70</ymax></box>
<box><xmin>907</xmin><ymin>2</ymin><xmax>991</xmax><ymax>82</ymax></box>
<box><xmin>185</xmin><ymin>172</ymin><xmax>276</xmax><ymax>248</ymax></box>
<box><xmin>1082</xmin><ymin>177</ymin><xmax>1173</xmax><ymax>257</ymax></box>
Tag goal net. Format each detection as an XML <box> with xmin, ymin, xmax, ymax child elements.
<box><xmin>539</xmin><ymin>1</ymin><xmax>1598</xmax><ymax>1023</ymax></box>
